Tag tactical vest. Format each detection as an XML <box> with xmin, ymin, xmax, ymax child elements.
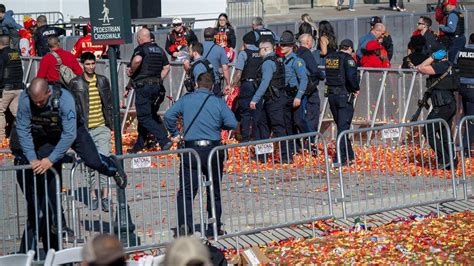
<box><xmin>133</xmin><ymin>42</ymin><xmax>164</xmax><ymax>81</ymax></box>
<box><xmin>427</xmin><ymin>61</ymin><xmax>456</xmax><ymax>91</ymax></box>
<box><xmin>325</xmin><ymin>52</ymin><xmax>346</xmax><ymax>87</ymax></box>
<box><xmin>256</xmin><ymin>55</ymin><xmax>285</xmax><ymax>91</ymax></box>
<box><xmin>36</xmin><ymin>26</ymin><xmax>60</xmax><ymax>56</ymax></box>
<box><xmin>456</xmin><ymin>47</ymin><xmax>474</xmax><ymax>79</ymax></box>
<box><xmin>241</xmin><ymin>49</ymin><xmax>262</xmax><ymax>81</ymax></box>
<box><xmin>445</xmin><ymin>10</ymin><xmax>465</xmax><ymax>37</ymax></box>
<box><xmin>255</xmin><ymin>28</ymin><xmax>274</xmax><ymax>45</ymax></box>
<box><xmin>190</xmin><ymin>58</ymin><xmax>215</xmax><ymax>83</ymax></box>
<box><xmin>0</xmin><ymin>47</ymin><xmax>23</xmax><ymax>90</ymax></box>
<box><xmin>30</xmin><ymin>87</ymin><xmax>62</xmax><ymax>139</ymax></box>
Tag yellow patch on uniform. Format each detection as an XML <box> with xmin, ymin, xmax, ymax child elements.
<box><xmin>326</xmin><ymin>58</ymin><xmax>340</xmax><ymax>69</ymax></box>
<box><xmin>297</xmin><ymin>61</ymin><xmax>303</xmax><ymax>67</ymax></box>
<box><xmin>8</xmin><ymin>52</ymin><xmax>20</xmax><ymax>61</ymax></box>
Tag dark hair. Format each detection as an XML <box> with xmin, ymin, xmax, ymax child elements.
<box><xmin>420</xmin><ymin>16</ymin><xmax>432</xmax><ymax>28</ymax></box>
<box><xmin>203</xmin><ymin>27</ymin><xmax>216</xmax><ymax>40</ymax></box>
<box><xmin>469</xmin><ymin>33</ymin><xmax>474</xmax><ymax>44</ymax></box>
<box><xmin>408</xmin><ymin>35</ymin><xmax>426</xmax><ymax>52</ymax></box>
<box><xmin>318</xmin><ymin>20</ymin><xmax>338</xmax><ymax>51</ymax></box>
<box><xmin>81</xmin><ymin>52</ymin><xmax>96</xmax><ymax>63</ymax></box>
<box><xmin>298</xmin><ymin>22</ymin><xmax>317</xmax><ymax>40</ymax></box>
<box><xmin>37</xmin><ymin>15</ymin><xmax>47</xmax><ymax>24</ymax></box>
<box><xmin>215</xmin><ymin>13</ymin><xmax>232</xmax><ymax>29</ymax></box>
<box><xmin>0</xmin><ymin>4</ymin><xmax>5</xmax><ymax>13</ymax></box>
<box><xmin>197</xmin><ymin>72</ymin><xmax>213</xmax><ymax>89</ymax></box>
<box><xmin>89</xmin><ymin>257</ymin><xmax>126</xmax><ymax>266</ymax></box>
<box><xmin>190</xmin><ymin>42</ymin><xmax>203</xmax><ymax>55</ymax></box>
<box><xmin>47</xmin><ymin>35</ymin><xmax>60</xmax><ymax>48</ymax></box>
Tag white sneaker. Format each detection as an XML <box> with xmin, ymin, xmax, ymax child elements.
<box><xmin>392</xmin><ymin>6</ymin><xmax>397</xmax><ymax>10</ymax></box>
<box><xmin>348</xmin><ymin>8</ymin><xmax>355</xmax><ymax>11</ymax></box>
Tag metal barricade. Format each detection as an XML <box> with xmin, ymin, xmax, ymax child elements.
<box><xmin>13</xmin><ymin>12</ymin><xmax>65</xmax><ymax>25</ymax></box>
<box><xmin>207</xmin><ymin>132</ymin><xmax>333</xmax><ymax>240</ymax></box>
<box><xmin>68</xmin><ymin>149</ymin><xmax>206</xmax><ymax>251</ymax></box>
<box><xmin>334</xmin><ymin>119</ymin><xmax>458</xmax><ymax>219</ymax></box>
<box><xmin>227</xmin><ymin>0</ymin><xmax>264</xmax><ymax>26</ymax></box>
<box><xmin>0</xmin><ymin>166</ymin><xmax>62</xmax><ymax>262</ymax></box>
<box><xmin>458</xmin><ymin>115</ymin><xmax>474</xmax><ymax>200</ymax></box>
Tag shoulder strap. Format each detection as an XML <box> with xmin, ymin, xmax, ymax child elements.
<box><xmin>51</xmin><ymin>51</ymin><xmax>63</xmax><ymax>65</ymax></box>
<box><xmin>182</xmin><ymin>94</ymin><xmax>212</xmax><ymax>139</ymax></box>
<box><xmin>428</xmin><ymin>65</ymin><xmax>452</xmax><ymax>90</ymax></box>
<box><xmin>204</xmin><ymin>44</ymin><xmax>216</xmax><ymax>59</ymax></box>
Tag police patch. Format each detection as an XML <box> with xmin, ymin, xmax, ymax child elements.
<box><xmin>348</xmin><ymin>59</ymin><xmax>356</xmax><ymax>67</ymax></box>
<box><xmin>297</xmin><ymin>61</ymin><xmax>303</xmax><ymax>67</ymax></box>
<box><xmin>67</xmin><ymin>110</ymin><xmax>76</xmax><ymax>121</ymax></box>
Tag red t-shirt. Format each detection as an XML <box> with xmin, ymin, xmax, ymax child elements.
<box><xmin>37</xmin><ymin>48</ymin><xmax>83</xmax><ymax>82</ymax></box>
<box><xmin>360</xmin><ymin>54</ymin><xmax>390</xmax><ymax>68</ymax></box>
<box><xmin>71</xmin><ymin>35</ymin><xmax>107</xmax><ymax>59</ymax></box>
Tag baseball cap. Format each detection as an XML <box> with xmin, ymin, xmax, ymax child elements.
<box><xmin>366</xmin><ymin>40</ymin><xmax>383</xmax><ymax>51</ymax></box>
<box><xmin>340</xmin><ymin>39</ymin><xmax>354</xmax><ymax>49</ymax></box>
<box><xmin>164</xmin><ymin>237</ymin><xmax>212</xmax><ymax>266</ymax></box>
<box><xmin>242</xmin><ymin>31</ymin><xmax>256</xmax><ymax>45</ymax></box>
<box><xmin>280</xmin><ymin>30</ymin><xmax>296</xmax><ymax>45</ymax></box>
<box><xmin>369</xmin><ymin>16</ymin><xmax>382</xmax><ymax>26</ymax></box>
<box><xmin>82</xmin><ymin>234</ymin><xmax>124</xmax><ymax>265</ymax></box>
<box><xmin>172</xmin><ymin>17</ymin><xmax>183</xmax><ymax>24</ymax></box>
<box><xmin>442</xmin><ymin>0</ymin><xmax>457</xmax><ymax>5</ymax></box>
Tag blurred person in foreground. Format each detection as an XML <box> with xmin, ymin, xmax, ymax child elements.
<box><xmin>82</xmin><ymin>234</ymin><xmax>125</xmax><ymax>266</ymax></box>
<box><xmin>164</xmin><ymin>237</ymin><xmax>212</xmax><ymax>266</ymax></box>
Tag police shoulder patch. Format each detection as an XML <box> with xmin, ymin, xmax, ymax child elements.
<box><xmin>348</xmin><ymin>59</ymin><xmax>356</xmax><ymax>67</ymax></box>
<box><xmin>297</xmin><ymin>60</ymin><xmax>303</xmax><ymax>67</ymax></box>
<box><xmin>66</xmin><ymin>110</ymin><xmax>76</xmax><ymax>121</ymax></box>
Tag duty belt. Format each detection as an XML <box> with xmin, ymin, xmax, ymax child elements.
<box><xmin>185</xmin><ymin>140</ymin><xmax>221</xmax><ymax>147</ymax></box>
<box><xmin>326</xmin><ymin>86</ymin><xmax>347</xmax><ymax>95</ymax></box>
<box><xmin>134</xmin><ymin>77</ymin><xmax>162</xmax><ymax>88</ymax></box>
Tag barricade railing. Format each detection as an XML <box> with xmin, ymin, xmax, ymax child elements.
<box><xmin>458</xmin><ymin>115</ymin><xmax>474</xmax><ymax>200</ymax></box>
<box><xmin>334</xmin><ymin>118</ymin><xmax>458</xmax><ymax>219</ymax></box>
<box><xmin>68</xmin><ymin>149</ymin><xmax>206</xmax><ymax>251</ymax></box>
<box><xmin>13</xmin><ymin>11</ymin><xmax>65</xmax><ymax>25</ymax></box>
<box><xmin>227</xmin><ymin>0</ymin><xmax>264</xmax><ymax>26</ymax></box>
<box><xmin>207</xmin><ymin>132</ymin><xmax>334</xmax><ymax>240</ymax></box>
<box><xmin>0</xmin><ymin>166</ymin><xmax>62</xmax><ymax>262</ymax></box>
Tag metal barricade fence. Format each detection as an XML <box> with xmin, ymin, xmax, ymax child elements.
<box><xmin>0</xmin><ymin>166</ymin><xmax>62</xmax><ymax>262</ymax></box>
<box><xmin>227</xmin><ymin>0</ymin><xmax>264</xmax><ymax>27</ymax></box>
<box><xmin>458</xmin><ymin>115</ymin><xmax>474</xmax><ymax>200</ymax></box>
<box><xmin>68</xmin><ymin>149</ymin><xmax>206</xmax><ymax>251</ymax></box>
<box><xmin>334</xmin><ymin>119</ymin><xmax>458</xmax><ymax>219</ymax></box>
<box><xmin>207</xmin><ymin>132</ymin><xmax>334</xmax><ymax>240</ymax></box>
<box><xmin>13</xmin><ymin>12</ymin><xmax>65</xmax><ymax>25</ymax></box>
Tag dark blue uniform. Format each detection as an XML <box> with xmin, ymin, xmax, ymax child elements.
<box><xmin>325</xmin><ymin>51</ymin><xmax>360</xmax><ymax>163</ymax></box>
<box><xmin>130</xmin><ymin>42</ymin><xmax>170</xmax><ymax>152</ymax></box>
<box><xmin>296</xmin><ymin>46</ymin><xmax>325</xmax><ymax>132</ymax></box>
<box><xmin>284</xmin><ymin>52</ymin><xmax>309</xmax><ymax>134</ymax></box>
<box><xmin>455</xmin><ymin>44</ymin><xmax>474</xmax><ymax>156</ymax></box>
<box><xmin>164</xmin><ymin>88</ymin><xmax>237</xmax><ymax>235</ymax></box>
<box><xmin>235</xmin><ymin>45</ymin><xmax>267</xmax><ymax>141</ymax></box>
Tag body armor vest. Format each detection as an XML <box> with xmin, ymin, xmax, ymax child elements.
<box><xmin>256</xmin><ymin>55</ymin><xmax>285</xmax><ymax>91</ymax></box>
<box><xmin>255</xmin><ymin>28</ymin><xmax>274</xmax><ymax>45</ymax></box>
<box><xmin>456</xmin><ymin>47</ymin><xmax>474</xmax><ymax>79</ymax></box>
<box><xmin>0</xmin><ymin>47</ymin><xmax>23</xmax><ymax>90</ymax></box>
<box><xmin>325</xmin><ymin>52</ymin><xmax>347</xmax><ymax>87</ymax></box>
<box><xmin>133</xmin><ymin>42</ymin><xmax>163</xmax><ymax>81</ymax></box>
<box><xmin>241</xmin><ymin>49</ymin><xmax>262</xmax><ymax>81</ymax></box>
<box><xmin>30</xmin><ymin>88</ymin><xmax>62</xmax><ymax>140</ymax></box>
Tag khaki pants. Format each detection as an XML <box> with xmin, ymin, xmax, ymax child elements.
<box><xmin>0</xmin><ymin>90</ymin><xmax>21</xmax><ymax>141</ymax></box>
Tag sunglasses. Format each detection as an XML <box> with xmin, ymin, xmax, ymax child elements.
<box><xmin>173</xmin><ymin>23</ymin><xmax>182</xmax><ymax>27</ymax></box>
<box><xmin>280</xmin><ymin>44</ymin><xmax>294</xmax><ymax>47</ymax></box>
<box><xmin>417</xmin><ymin>22</ymin><xmax>426</xmax><ymax>25</ymax></box>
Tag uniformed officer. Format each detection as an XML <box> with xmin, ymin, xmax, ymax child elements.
<box><xmin>296</xmin><ymin>33</ymin><xmax>326</xmax><ymax>132</ymax></box>
<box><xmin>251</xmin><ymin>17</ymin><xmax>278</xmax><ymax>45</ymax></box>
<box><xmin>183</xmin><ymin>42</ymin><xmax>215</xmax><ymax>92</ymax></box>
<box><xmin>33</xmin><ymin>15</ymin><xmax>66</xmax><ymax>56</ymax></box>
<box><xmin>416</xmin><ymin>49</ymin><xmax>458</xmax><ymax>169</ymax></box>
<box><xmin>230</xmin><ymin>31</ymin><xmax>267</xmax><ymax>141</ymax></box>
<box><xmin>250</xmin><ymin>41</ymin><xmax>294</xmax><ymax>163</ymax></box>
<box><xmin>454</xmin><ymin>33</ymin><xmax>474</xmax><ymax>157</ymax></box>
<box><xmin>15</xmin><ymin>78</ymin><xmax>128</xmax><ymax>252</ymax></box>
<box><xmin>127</xmin><ymin>28</ymin><xmax>172</xmax><ymax>153</ymax></box>
<box><xmin>0</xmin><ymin>34</ymin><xmax>23</xmax><ymax>141</ymax></box>
<box><xmin>164</xmin><ymin>72</ymin><xmax>237</xmax><ymax>237</ymax></box>
<box><xmin>280</xmin><ymin>30</ymin><xmax>309</xmax><ymax>134</ymax></box>
<box><xmin>202</xmin><ymin>27</ymin><xmax>231</xmax><ymax>95</ymax></box>
<box><xmin>325</xmin><ymin>39</ymin><xmax>360</xmax><ymax>164</ymax></box>
<box><xmin>439</xmin><ymin>0</ymin><xmax>466</xmax><ymax>62</ymax></box>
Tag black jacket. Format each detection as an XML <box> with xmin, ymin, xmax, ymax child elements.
<box><xmin>69</xmin><ymin>74</ymin><xmax>113</xmax><ymax>129</ymax></box>
<box><xmin>34</xmin><ymin>25</ymin><xmax>66</xmax><ymax>56</ymax></box>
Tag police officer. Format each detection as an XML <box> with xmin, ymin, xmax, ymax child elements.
<box><xmin>15</xmin><ymin>78</ymin><xmax>128</xmax><ymax>252</ymax></box>
<box><xmin>0</xmin><ymin>34</ymin><xmax>23</xmax><ymax>141</ymax></box>
<box><xmin>280</xmin><ymin>30</ymin><xmax>309</xmax><ymax>134</ymax></box>
<box><xmin>33</xmin><ymin>15</ymin><xmax>66</xmax><ymax>56</ymax></box>
<box><xmin>454</xmin><ymin>33</ymin><xmax>474</xmax><ymax>157</ymax></box>
<box><xmin>439</xmin><ymin>0</ymin><xmax>466</xmax><ymax>62</ymax></box>
<box><xmin>251</xmin><ymin>17</ymin><xmax>278</xmax><ymax>45</ymax></box>
<box><xmin>325</xmin><ymin>39</ymin><xmax>360</xmax><ymax>164</ymax></box>
<box><xmin>202</xmin><ymin>27</ymin><xmax>231</xmax><ymax>95</ymax></box>
<box><xmin>250</xmin><ymin>41</ymin><xmax>293</xmax><ymax>163</ymax></box>
<box><xmin>230</xmin><ymin>31</ymin><xmax>267</xmax><ymax>141</ymax></box>
<box><xmin>296</xmin><ymin>33</ymin><xmax>326</xmax><ymax>132</ymax></box>
<box><xmin>183</xmin><ymin>42</ymin><xmax>214</xmax><ymax>92</ymax></box>
<box><xmin>416</xmin><ymin>49</ymin><xmax>458</xmax><ymax>169</ymax></box>
<box><xmin>127</xmin><ymin>28</ymin><xmax>172</xmax><ymax>153</ymax></box>
<box><xmin>164</xmin><ymin>72</ymin><xmax>237</xmax><ymax>237</ymax></box>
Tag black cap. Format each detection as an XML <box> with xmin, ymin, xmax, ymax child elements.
<box><xmin>243</xmin><ymin>31</ymin><xmax>256</xmax><ymax>45</ymax></box>
<box><xmin>280</xmin><ymin>30</ymin><xmax>295</xmax><ymax>45</ymax></box>
<box><xmin>203</xmin><ymin>27</ymin><xmax>216</xmax><ymax>39</ymax></box>
<box><xmin>370</xmin><ymin>16</ymin><xmax>382</xmax><ymax>26</ymax></box>
<box><xmin>340</xmin><ymin>39</ymin><xmax>354</xmax><ymax>49</ymax></box>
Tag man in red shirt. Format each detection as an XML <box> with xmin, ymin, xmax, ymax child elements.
<box><xmin>71</xmin><ymin>22</ymin><xmax>107</xmax><ymax>59</ymax></box>
<box><xmin>37</xmin><ymin>35</ymin><xmax>83</xmax><ymax>82</ymax></box>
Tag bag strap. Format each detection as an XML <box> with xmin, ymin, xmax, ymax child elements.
<box><xmin>51</xmin><ymin>51</ymin><xmax>63</xmax><ymax>65</ymax></box>
<box><xmin>427</xmin><ymin>65</ymin><xmax>452</xmax><ymax>90</ymax></box>
<box><xmin>182</xmin><ymin>94</ymin><xmax>212</xmax><ymax>139</ymax></box>
<box><xmin>204</xmin><ymin>44</ymin><xmax>216</xmax><ymax>59</ymax></box>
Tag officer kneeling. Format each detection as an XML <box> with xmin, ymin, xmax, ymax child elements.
<box><xmin>416</xmin><ymin>49</ymin><xmax>458</xmax><ymax>169</ymax></box>
<box><xmin>164</xmin><ymin>72</ymin><xmax>237</xmax><ymax>237</ymax></box>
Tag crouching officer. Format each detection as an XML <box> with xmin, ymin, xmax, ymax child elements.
<box><xmin>251</xmin><ymin>41</ymin><xmax>294</xmax><ymax>163</ymax></box>
<box><xmin>164</xmin><ymin>72</ymin><xmax>237</xmax><ymax>237</ymax></box>
<box><xmin>455</xmin><ymin>33</ymin><xmax>474</xmax><ymax>157</ymax></box>
<box><xmin>230</xmin><ymin>31</ymin><xmax>266</xmax><ymax>141</ymax></box>
<box><xmin>280</xmin><ymin>30</ymin><xmax>309</xmax><ymax>134</ymax></box>
<box><xmin>416</xmin><ymin>49</ymin><xmax>457</xmax><ymax>169</ymax></box>
<box><xmin>127</xmin><ymin>28</ymin><xmax>172</xmax><ymax>153</ymax></box>
<box><xmin>325</xmin><ymin>39</ymin><xmax>360</xmax><ymax>164</ymax></box>
<box><xmin>183</xmin><ymin>42</ymin><xmax>215</xmax><ymax>92</ymax></box>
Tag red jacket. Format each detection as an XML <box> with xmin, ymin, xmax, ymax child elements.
<box><xmin>37</xmin><ymin>48</ymin><xmax>83</xmax><ymax>82</ymax></box>
<box><xmin>360</xmin><ymin>54</ymin><xmax>390</xmax><ymax>68</ymax></box>
<box><xmin>19</xmin><ymin>29</ymin><xmax>36</xmax><ymax>57</ymax></box>
<box><xmin>71</xmin><ymin>35</ymin><xmax>107</xmax><ymax>59</ymax></box>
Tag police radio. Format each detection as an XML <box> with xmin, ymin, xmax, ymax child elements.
<box><xmin>184</xmin><ymin>76</ymin><xmax>195</xmax><ymax>92</ymax></box>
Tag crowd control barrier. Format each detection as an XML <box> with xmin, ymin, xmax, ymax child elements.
<box><xmin>458</xmin><ymin>115</ymin><xmax>474</xmax><ymax>200</ymax></box>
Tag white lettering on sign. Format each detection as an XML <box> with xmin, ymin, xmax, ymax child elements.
<box><xmin>255</xmin><ymin>143</ymin><xmax>274</xmax><ymax>155</ymax></box>
<box><xmin>382</xmin><ymin>128</ymin><xmax>400</xmax><ymax>139</ymax></box>
<box><xmin>131</xmin><ymin>157</ymin><xmax>152</xmax><ymax>169</ymax></box>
